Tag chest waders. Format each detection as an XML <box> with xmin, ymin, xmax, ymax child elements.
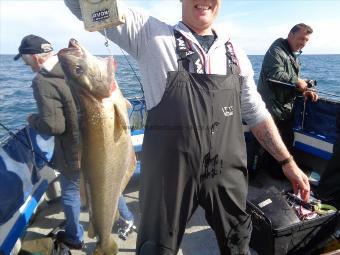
<box><xmin>137</xmin><ymin>31</ymin><xmax>252</xmax><ymax>255</ymax></box>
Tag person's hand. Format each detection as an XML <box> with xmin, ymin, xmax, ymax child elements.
<box><xmin>282</xmin><ymin>159</ymin><xmax>310</xmax><ymax>202</ymax></box>
<box><xmin>303</xmin><ymin>90</ymin><xmax>319</xmax><ymax>102</ymax></box>
<box><xmin>295</xmin><ymin>78</ymin><xmax>308</xmax><ymax>92</ymax></box>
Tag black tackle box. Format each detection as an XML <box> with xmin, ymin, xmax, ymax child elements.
<box><xmin>247</xmin><ymin>186</ymin><xmax>339</xmax><ymax>255</ymax></box>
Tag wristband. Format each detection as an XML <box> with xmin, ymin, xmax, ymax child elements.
<box><xmin>278</xmin><ymin>155</ymin><xmax>293</xmax><ymax>166</ymax></box>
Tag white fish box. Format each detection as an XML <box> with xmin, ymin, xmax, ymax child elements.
<box><xmin>79</xmin><ymin>0</ymin><xmax>125</xmax><ymax>32</ymax></box>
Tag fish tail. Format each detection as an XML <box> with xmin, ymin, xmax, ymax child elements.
<box><xmin>94</xmin><ymin>235</ymin><xmax>118</xmax><ymax>255</ymax></box>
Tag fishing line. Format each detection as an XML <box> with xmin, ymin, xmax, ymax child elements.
<box><xmin>302</xmin><ymin>98</ymin><xmax>307</xmax><ymax>129</ymax></box>
<box><xmin>103</xmin><ymin>28</ymin><xmax>113</xmax><ymax>57</ymax></box>
<box><xmin>101</xmin><ymin>29</ymin><xmax>146</xmax><ymax>128</ymax></box>
<box><xmin>102</xmin><ymin>28</ymin><xmax>144</xmax><ymax>97</ymax></box>
<box><xmin>116</xmin><ymin>46</ymin><xmax>146</xmax><ymax>126</ymax></box>
<box><xmin>0</xmin><ymin>122</ymin><xmax>49</xmax><ymax>164</ymax></box>
<box><xmin>119</xmin><ymin>47</ymin><xmax>144</xmax><ymax>95</ymax></box>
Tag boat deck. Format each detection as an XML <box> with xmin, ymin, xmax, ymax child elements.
<box><xmin>22</xmin><ymin>189</ymin><xmax>228</xmax><ymax>255</ymax></box>
<box><xmin>21</xmin><ymin>170</ymin><xmax>340</xmax><ymax>254</ymax></box>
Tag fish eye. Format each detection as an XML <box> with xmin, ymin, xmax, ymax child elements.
<box><xmin>75</xmin><ymin>66</ymin><xmax>84</xmax><ymax>76</ymax></box>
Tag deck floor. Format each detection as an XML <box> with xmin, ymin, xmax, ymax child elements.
<box><xmin>23</xmin><ymin>189</ymin><xmax>235</xmax><ymax>255</ymax></box>
<box><xmin>21</xmin><ymin>171</ymin><xmax>339</xmax><ymax>254</ymax></box>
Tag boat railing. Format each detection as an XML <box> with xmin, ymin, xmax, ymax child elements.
<box><xmin>127</xmin><ymin>96</ymin><xmax>147</xmax><ymax>131</ymax></box>
<box><xmin>294</xmin><ymin>96</ymin><xmax>339</xmax><ymax>143</ymax></box>
<box><xmin>292</xmin><ymin>96</ymin><xmax>339</xmax><ymax>161</ymax></box>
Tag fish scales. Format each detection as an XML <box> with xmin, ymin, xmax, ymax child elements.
<box><xmin>58</xmin><ymin>39</ymin><xmax>136</xmax><ymax>254</ymax></box>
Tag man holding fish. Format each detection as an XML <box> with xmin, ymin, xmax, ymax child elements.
<box><xmin>64</xmin><ymin>0</ymin><xmax>311</xmax><ymax>254</ymax></box>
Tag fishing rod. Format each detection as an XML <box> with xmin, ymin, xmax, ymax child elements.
<box><xmin>0</xmin><ymin>122</ymin><xmax>50</xmax><ymax>164</ymax></box>
<box><xmin>267</xmin><ymin>78</ymin><xmax>339</xmax><ymax>99</ymax></box>
<box><xmin>119</xmin><ymin>47</ymin><xmax>145</xmax><ymax>95</ymax></box>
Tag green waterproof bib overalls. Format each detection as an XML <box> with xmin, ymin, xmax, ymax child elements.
<box><xmin>137</xmin><ymin>30</ymin><xmax>252</xmax><ymax>255</ymax></box>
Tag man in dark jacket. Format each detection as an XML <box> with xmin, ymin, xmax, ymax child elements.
<box><xmin>257</xmin><ymin>23</ymin><xmax>318</xmax><ymax>175</ymax></box>
<box><xmin>14</xmin><ymin>35</ymin><xmax>83</xmax><ymax>249</ymax></box>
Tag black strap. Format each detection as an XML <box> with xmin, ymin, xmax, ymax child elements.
<box><xmin>174</xmin><ymin>30</ymin><xmax>203</xmax><ymax>73</ymax></box>
<box><xmin>174</xmin><ymin>30</ymin><xmax>240</xmax><ymax>75</ymax></box>
<box><xmin>225</xmin><ymin>41</ymin><xmax>241</xmax><ymax>75</ymax></box>
<box><xmin>174</xmin><ymin>30</ymin><xmax>192</xmax><ymax>72</ymax></box>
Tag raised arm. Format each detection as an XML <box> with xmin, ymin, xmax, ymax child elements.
<box><xmin>63</xmin><ymin>0</ymin><xmax>163</xmax><ymax>60</ymax></box>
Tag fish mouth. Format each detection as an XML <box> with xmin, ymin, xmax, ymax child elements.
<box><xmin>58</xmin><ymin>38</ymin><xmax>83</xmax><ymax>58</ymax></box>
<box><xmin>68</xmin><ymin>38</ymin><xmax>79</xmax><ymax>48</ymax></box>
<box><xmin>58</xmin><ymin>38</ymin><xmax>117</xmax><ymax>99</ymax></box>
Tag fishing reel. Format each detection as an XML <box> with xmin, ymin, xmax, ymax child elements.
<box><xmin>306</xmin><ymin>79</ymin><xmax>317</xmax><ymax>88</ymax></box>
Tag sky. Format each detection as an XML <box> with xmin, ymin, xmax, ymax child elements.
<box><xmin>1</xmin><ymin>0</ymin><xmax>340</xmax><ymax>56</ymax></box>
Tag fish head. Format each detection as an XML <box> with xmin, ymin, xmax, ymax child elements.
<box><xmin>58</xmin><ymin>39</ymin><xmax>117</xmax><ymax>99</ymax></box>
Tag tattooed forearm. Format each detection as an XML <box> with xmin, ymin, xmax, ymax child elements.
<box><xmin>250</xmin><ymin>117</ymin><xmax>290</xmax><ymax>161</ymax></box>
<box><xmin>250</xmin><ymin>118</ymin><xmax>310</xmax><ymax>202</ymax></box>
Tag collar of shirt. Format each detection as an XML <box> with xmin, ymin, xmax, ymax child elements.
<box><xmin>174</xmin><ymin>22</ymin><xmax>230</xmax><ymax>52</ymax></box>
<box><xmin>42</xmin><ymin>54</ymin><xmax>58</xmax><ymax>72</ymax></box>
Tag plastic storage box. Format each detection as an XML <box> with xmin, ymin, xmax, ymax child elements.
<box><xmin>247</xmin><ymin>199</ymin><xmax>339</xmax><ymax>255</ymax></box>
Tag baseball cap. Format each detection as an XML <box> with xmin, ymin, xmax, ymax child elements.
<box><xmin>14</xmin><ymin>34</ymin><xmax>53</xmax><ymax>61</ymax></box>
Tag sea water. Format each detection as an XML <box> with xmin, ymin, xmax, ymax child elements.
<box><xmin>1</xmin><ymin>54</ymin><xmax>339</xmax><ymax>139</ymax></box>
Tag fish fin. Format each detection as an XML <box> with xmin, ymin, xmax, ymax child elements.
<box><xmin>84</xmin><ymin>178</ymin><xmax>96</xmax><ymax>238</ymax></box>
<box><xmin>114</xmin><ymin>208</ymin><xmax>120</xmax><ymax>222</ymax></box>
<box><xmin>88</xmin><ymin>221</ymin><xmax>96</xmax><ymax>239</ymax></box>
<box><xmin>113</xmin><ymin>104</ymin><xmax>128</xmax><ymax>141</ymax></box>
<box><xmin>120</xmin><ymin>147</ymin><xmax>137</xmax><ymax>193</ymax></box>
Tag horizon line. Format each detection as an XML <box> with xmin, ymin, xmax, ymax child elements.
<box><xmin>1</xmin><ymin>53</ymin><xmax>340</xmax><ymax>57</ymax></box>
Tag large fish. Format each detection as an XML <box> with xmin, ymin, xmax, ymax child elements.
<box><xmin>58</xmin><ymin>39</ymin><xmax>136</xmax><ymax>254</ymax></box>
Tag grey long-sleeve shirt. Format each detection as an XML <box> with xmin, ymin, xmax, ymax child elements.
<box><xmin>64</xmin><ymin>0</ymin><xmax>270</xmax><ymax>127</ymax></box>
